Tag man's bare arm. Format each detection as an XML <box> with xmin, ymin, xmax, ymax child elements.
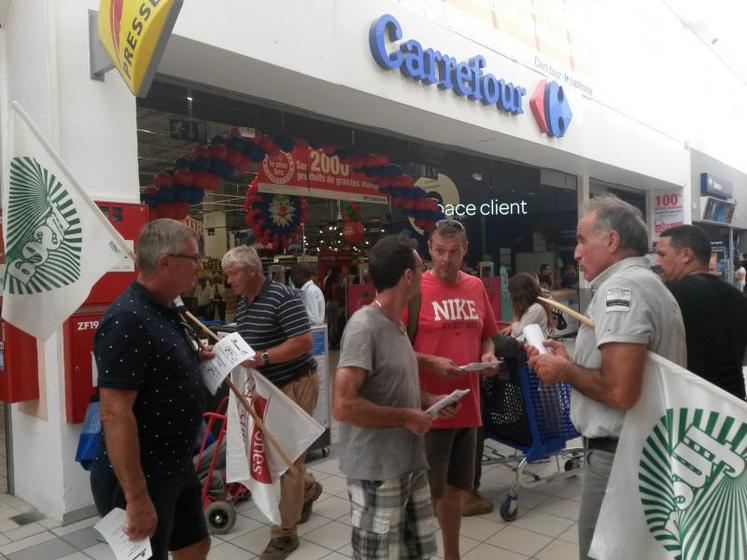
<box><xmin>333</xmin><ymin>366</ymin><xmax>432</xmax><ymax>434</ymax></box>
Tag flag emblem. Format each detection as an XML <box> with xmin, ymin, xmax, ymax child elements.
<box><xmin>4</xmin><ymin>157</ymin><xmax>82</xmax><ymax>295</ymax></box>
<box><xmin>639</xmin><ymin>408</ymin><xmax>746</xmax><ymax>559</ymax></box>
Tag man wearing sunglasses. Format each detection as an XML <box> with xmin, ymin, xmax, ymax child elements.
<box><xmin>406</xmin><ymin>219</ymin><xmax>500</xmax><ymax>560</ymax></box>
<box><xmin>91</xmin><ymin>219</ymin><xmax>214</xmax><ymax>560</ymax></box>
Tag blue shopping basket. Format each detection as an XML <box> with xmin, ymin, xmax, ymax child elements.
<box><xmin>482</xmin><ymin>353</ymin><xmax>580</xmax><ymax>462</ymax></box>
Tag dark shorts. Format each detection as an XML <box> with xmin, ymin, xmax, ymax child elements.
<box><xmin>424</xmin><ymin>427</ymin><xmax>477</xmax><ymax>499</ymax></box>
<box><xmin>90</xmin><ymin>466</ymin><xmax>208</xmax><ymax>560</ymax></box>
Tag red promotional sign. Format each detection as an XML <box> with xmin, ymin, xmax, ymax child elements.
<box><xmin>250</xmin><ymin>395</ymin><xmax>272</xmax><ymax>483</ymax></box>
<box><xmin>256</xmin><ymin>147</ymin><xmax>387</xmax><ymax>204</ymax></box>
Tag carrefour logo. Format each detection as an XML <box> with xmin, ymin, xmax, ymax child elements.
<box><xmin>369</xmin><ymin>14</ymin><xmax>526</xmax><ymax>116</ymax></box>
<box><xmin>530</xmin><ymin>79</ymin><xmax>573</xmax><ymax>138</ymax></box>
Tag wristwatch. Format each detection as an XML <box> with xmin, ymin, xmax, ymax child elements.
<box><xmin>260</xmin><ymin>350</ymin><xmax>270</xmax><ymax>365</ymax></box>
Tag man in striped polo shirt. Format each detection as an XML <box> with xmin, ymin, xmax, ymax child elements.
<box><xmin>222</xmin><ymin>245</ymin><xmax>322</xmax><ymax>560</ymax></box>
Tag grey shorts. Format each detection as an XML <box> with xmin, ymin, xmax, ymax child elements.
<box><xmin>424</xmin><ymin>427</ymin><xmax>477</xmax><ymax>499</ymax></box>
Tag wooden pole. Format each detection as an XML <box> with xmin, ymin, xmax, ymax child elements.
<box><xmin>538</xmin><ymin>296</ymin><xmax>595</xmax><ymax>328</ymax></box>
<box><xmin>183</xmin><ymin>310</ymin><xmax>299</xmax><ymax>475</ymax></box>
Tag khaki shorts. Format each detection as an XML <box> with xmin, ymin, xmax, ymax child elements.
<box><xmin>424</xmin><ymin>427</ymin><xmax>477</xmax><ymax>499</ymax></box>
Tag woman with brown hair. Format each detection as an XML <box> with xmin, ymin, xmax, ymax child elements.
<box><xmin>506</xmin><ymin>272</ymin><xmax>554</xmax><ymax>338</ymax></box>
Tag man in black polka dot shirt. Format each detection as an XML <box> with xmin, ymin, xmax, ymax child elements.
<box><xmin>91</xmin><ymin>219</ymin><xmax>214</xmax><ymax>560</ymax></box>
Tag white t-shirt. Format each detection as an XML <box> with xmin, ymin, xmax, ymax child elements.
<box><xmin>300</xmin><ymin>280</ymin><xmax>326</xmax><ymax>324</ymax></box>
<box><xmin>735</xmin><ymin>266</ymin><xmax>746</xmax><ymax>292</ymax></box>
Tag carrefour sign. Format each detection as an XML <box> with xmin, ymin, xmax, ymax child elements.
<box><xmin>368</xmin><ymin>14</ymin><xmax>572</xmax><ymax>137</ymax></box>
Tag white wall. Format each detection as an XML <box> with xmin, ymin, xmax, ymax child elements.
<box><xmin>1</xmin><ymin>0</ymin><xmax>138</xmax><ymax>520</ymax></box>
<box><xmin>154</xmin><ymin>0</ymin><xmax>747</xmax><ymax>193</ymax></box>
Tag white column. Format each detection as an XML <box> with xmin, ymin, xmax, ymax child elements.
<box><xmin>0</xmin><ymin>0</ymin><xmax>138</xmax><ymax>522</ymax></box>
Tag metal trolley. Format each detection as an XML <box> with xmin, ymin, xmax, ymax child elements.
<box><xmin>481</xmin><ymin>353</ymin><xmax>585</xmax><ymax>521</ymax></box>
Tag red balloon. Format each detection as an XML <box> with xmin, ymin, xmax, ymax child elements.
<box><xmin>194</xmin><ymin>145</ymin><xmax>211</xmax><ymax>158</ymax></box>
<box><xmin>205</xmin><ymin>174</ymin><xmax>221</xmax><ymax>190</ymax></box>
<box><xmin>209</xmin><ymin>144</ymin><xmax>227</xmax><ymax>161</ymax></box>
<box><xmin>343</xmin><ymin>221</ymin><xmax>365</xmax><ymax>244</ymax></box>
<box><xmin>154</xmin><ymin>172</ymin><xmax>174</xmax><ymax>188</ymax></box>
<box><xmin>174</xmin><ymin>169</ymin><xmax>193</xmax><ymax>186</ymax></box>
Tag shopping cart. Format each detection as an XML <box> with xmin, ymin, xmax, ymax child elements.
<box><xmin>481</xmin><ymin>353</ymin><xmax>584</xmax><ymax>521</ymax></box>
<box><xmin>194</xmin><ymin>397</ymin><xmax>249</xmax><ymax>534</ymax></box>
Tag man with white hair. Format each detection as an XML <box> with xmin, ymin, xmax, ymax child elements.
<box><xmin>222</xmin><ymin>245</ymin><xmax>321</xmax><ymax>560</ymax></box>
<box><xmin>527</xmin><ymin>196</ymin><xmax>687</xmax><ymax>559</ymax></box>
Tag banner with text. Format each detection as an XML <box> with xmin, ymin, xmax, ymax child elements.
<box><xmin>256</xmin><ymin>147</ymin><xmax>387</xmax><ymax>204</ymax></box>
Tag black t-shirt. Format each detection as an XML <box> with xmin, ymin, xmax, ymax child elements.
<box><xmin>666</xmin><ymin>273</ymin><xmax>747</xmax><ymax>399</ymax></box>
<box><xmin>93</xmin><ymin>281</ymin><xmax>207</xmax><ymax>477</ymax></box>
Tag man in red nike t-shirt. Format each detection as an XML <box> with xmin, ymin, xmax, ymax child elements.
<box><xmin>405</xmin><ymin>220</ymin><xmax>499</xmax><ymax>560</ymax></box>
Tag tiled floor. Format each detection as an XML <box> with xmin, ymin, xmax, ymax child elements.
<box><xmin>0</xmin><ymin>435</ymin><xmax>583</xmax><ymax>560</ymax></box>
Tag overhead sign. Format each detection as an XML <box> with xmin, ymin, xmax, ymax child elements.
<box><xmin>530</xmin><ymin>79</ymin><xmax>573</xmax><ymax>138</ymax></box>
<box><xmin>97</xmin><ymin>0</ymin><xmax>183</xmax><ymax>97</ymax></box>
<box><xmin>369</xmin><ymin>14</ymin><xmax>572</xmax><ymax>137</ymax></box>
<box><xmin>169</xmin><ymin>118</ymin><xmax>207</xmax><ymax>143</ymax></box>
<box><xmin>369</xmin><ymin>14</ymin><xmax>526</xmax><ymax>116</ymax></box>
<box><xmin>700</xmin><ymin>173</ymin><xmax>733</xmax><ymax>200</ymax></box>
<box><xmin>256</xmin><ymin>147</ymin><xmax>388</xmax><ymax>204</ymax></box>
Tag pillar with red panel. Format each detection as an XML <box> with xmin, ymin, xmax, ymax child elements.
<box><xmin>0</xmin><ymin>210</ymin><xmax>39</xmax><ymax>403</ymax></box>
<box><xmin>62</xmin><ymin>202</ymin><xmax>148</xmax><ymax>423</ymax></box>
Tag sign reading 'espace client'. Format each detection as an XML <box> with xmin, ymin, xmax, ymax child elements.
<box><xmin>369</xmin><ymin>14</ymin><xmax>526</xmax><ymax>115</ymax></box>
<box><xmin>440</xmin><ymin>200</ymin><xmax>529</xmax><ymax>217</ymax></box>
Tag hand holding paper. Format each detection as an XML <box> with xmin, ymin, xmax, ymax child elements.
<box><xmin>94</xmin><ymin>508</ymin><xmax>152</xmax><ymax>560</ymax></box>
<box><xmin>523</xmin><ymin>324</ymin><xmax>549</xmax><ymax>354</ymax></box>
<box><xmin>199</xmin><ymin>332</ymin><xmax>255</xmax><ymax>394</ymax></box>
<box><xmin>424</xmin><ymin>389</ymin><xmax>470</xmax><ymax>417</ymax></box>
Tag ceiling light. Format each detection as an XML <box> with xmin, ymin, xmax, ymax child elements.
<box><xmin>471</xmin><ymin>172</ymin><xmax>483</xmax><ymax>182</ymax></box>
<box><xmin>186</xmin><ymin>96</ymin><xmax>193</xmax><ymax>102</ymax></box>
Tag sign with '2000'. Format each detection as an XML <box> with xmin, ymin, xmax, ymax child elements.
<box><xmin>257</xmin><ymin>147</ymin><xmax>387</xmax><ymax>204</ymax></box>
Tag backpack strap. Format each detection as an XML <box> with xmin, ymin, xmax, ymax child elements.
<box><xmin>407</xmin><ymin>291</ymin><xmax>421</xmax><ymax>343</ymax></box>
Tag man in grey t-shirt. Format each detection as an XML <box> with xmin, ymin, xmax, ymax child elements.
<box><xmin>334</xmin><ymin>235</ymin><xmax>457</xmax><ymax>560</ymax></box>
<box><xmin>527</xmin><ymin>196</ymin><xmax>686</xmax><ymax>559</ymax></box>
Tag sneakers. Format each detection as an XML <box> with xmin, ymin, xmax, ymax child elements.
<box><xmin>259</xmin><ymin>536</ymin><xmax>300</xmax><ymax>560</ymax></box>
<box><xmin>299</xmin><ymin>481</ymin><xmax>323</xmax><ymax>524</ymax></box>
<box><xmin>462</xmin><ymin>490</ymin><xmax>494</xmax><ymax>516</ymax></box>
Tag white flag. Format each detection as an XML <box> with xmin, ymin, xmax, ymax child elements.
<box><xmin>1</xmin><ymin>103</ymin><xmax>129</xmax><ymax>340</ymax></box>
<box><xmin>590</xmin><ymin>352</ymin><xmax>747</xmax><ymax>560</ymax></box>
<box><xmin>225</xmin><ymin>367</ymin><xmax>324</xmax><ymax>525</ymax></box>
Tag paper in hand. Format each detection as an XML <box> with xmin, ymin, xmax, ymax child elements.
<box><xmin>94</xmin><ymin>507</ymin><xmax>152</xmax><ymax>560</ymax></box>
<box><xmin>523</xmin><ymin>324</ymin><xmax>549</xmax><ymax>354</ymax></box>
<box><xmin>459</xmin><ymin>362</ymin><xmax>498</xmax><ymax>372</ymax></box>
<box><xmin>424</xmin><ymin>389</ymin><xmax>470</xmax><ymax>417</ymax></box>
<box><xmin>199</xmin><ymin>332</ymin><xmax>255</xmax><ymax>395</ymax></box>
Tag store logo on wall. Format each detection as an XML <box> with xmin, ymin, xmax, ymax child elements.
<box><xmin>530</xmin><ymin>80</ymin><xmax>573</xmax><ymax>138</ymax></box>
<box><xmin>369</xmin><ymin>14</ymin><xmax>526</xmax><ymax>116</ymax></box>
<box><xmin>262</xmin><ymin>151</ymin><xmax>296</xmax><ymax>185</ymax></box>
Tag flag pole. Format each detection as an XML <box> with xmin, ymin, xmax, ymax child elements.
<box><xmin>183</xmin><ymin>310</ymin><xmax>299</xmax><ymax>475</ymax></box>
<box><xmin>538</xmin><ymin>296</ymin><xmax>595</xmax><ymax>328</ymax></box>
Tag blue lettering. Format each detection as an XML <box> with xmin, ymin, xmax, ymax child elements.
<box><xmin>512</xmin><ymin>86</ymin><xmax>526</xmax><ymax>114</ymax></box>
<box><xmin>369</xmin><ymin>14</ymin><xmax>403</xmax><ymax>70</ymax></box>
<box><xmin>422</xmin><ymin>49</ymin><xmax>441</xmax><ymax>85</ymax></box>
<box><xmin>499</xmin><ymin>81</ymin><xmax>516</xmax><ymax>112</ymax></box>
<box><xmin>481</xmin><ymin>74</ymin><xmax>500</xmax><ymax>105</ymax></box>
<box><xmin>452</xmin><ymin>62</ymin><xmax>473</xmax><ymax>96</ymax></box>
<box><xmin>368</xmin><ymin>15</ymin><xmax>535</xmax><ymax>125</ymax></box>
<box><xmin>400</xmin><ymin>39</ymin><xmax>425</xmax><ymax>80</ymax></box>
<box><xmin>437</xmin><ymin>55</ymin><xmax>456</xmax><ymax>90</ymax></box>
<box><xmin>468</xmin><ymin>56</ymin><xmax>485</xmax><ymax>101</ymax></box>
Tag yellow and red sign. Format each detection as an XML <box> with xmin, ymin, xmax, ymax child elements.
<box><xmin>97</xmin><ymin>0</ymin><xmax>182</xmax><ymax>97</ymax></box>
